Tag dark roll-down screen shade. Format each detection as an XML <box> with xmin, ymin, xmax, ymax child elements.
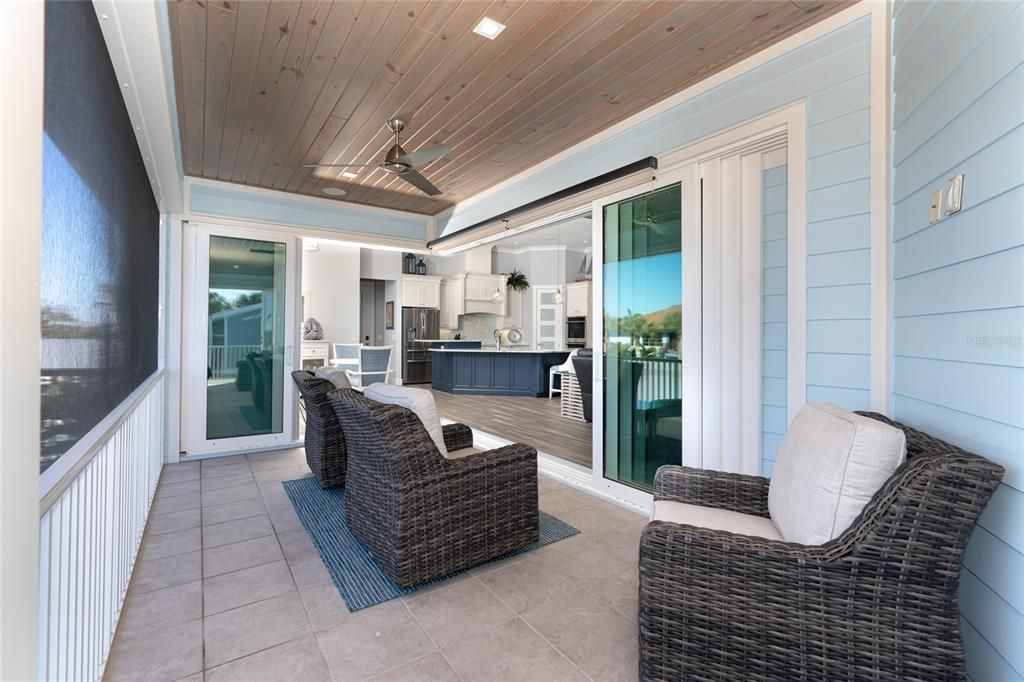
<box><xmin>40</xmin><ymin>0</ymin><xmax>159</xmax><ymax>473</ymax></box>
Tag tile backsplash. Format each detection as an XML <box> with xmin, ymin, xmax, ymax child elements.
<box><xmin>454</xmin><ymin>313</ymin><xmax>501</xmax><ymax>342</ymax></box>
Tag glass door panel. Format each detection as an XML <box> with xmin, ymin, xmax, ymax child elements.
<box><xmin>182</xmin><ymin>224</ymin><xmax>297</xmax><ymax>457</ymax></box>
<box><xmin>206</xmin><ymin>235</ymin><xmax>287</xmax><ymax>440</ymax></box>
<box><xmin>602</xmin><ymin>184</ymin><xmax>683</xmax><ymax>491</ymax></box>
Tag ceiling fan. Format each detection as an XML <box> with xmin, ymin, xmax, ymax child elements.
<box><xmin>303</xmin><ymin>119</ymin><xmax>449</xmax><ymax>196</ymax></box>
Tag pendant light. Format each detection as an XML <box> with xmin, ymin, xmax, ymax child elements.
<box><xmin>553</xmin><ymin>221</ymin><xmax>564</xmax><ymax>304</ymax></box>
<box><xmin>492</xmin><ymin>282</ymin><xmax>505</xmax><ymax>304</ymax></box>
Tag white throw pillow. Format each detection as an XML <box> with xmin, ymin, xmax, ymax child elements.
<box><xmin>314</xmin><ymin>367</ymin><xmax>351</xmax><ymax>390</ymax></box>
<box><xmin>768</xmin><ymin>403</ymin><xmax>906</xmax><ymax>545</ymax></box>
<box><xmin>363</xmin><ymin>383</ymin><xmax>448</xmax><ymax>458</ymax></box>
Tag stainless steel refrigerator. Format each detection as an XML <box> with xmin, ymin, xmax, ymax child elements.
<box><xmin>402</xmin><ymin>307</ymin><xmax>439</xmax><ymax>384</ymax></box>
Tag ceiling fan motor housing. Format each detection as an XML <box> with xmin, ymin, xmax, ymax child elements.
<box><xmin>383</xmin><ymin>143</ymin><xmax>410</xmax><ymax>174</ymax></box>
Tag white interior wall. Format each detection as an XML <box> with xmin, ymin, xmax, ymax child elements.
<box><xmin>301</xmin><ymin>242</ymin><xmax>360</xmax><ymax>344</ymax></box>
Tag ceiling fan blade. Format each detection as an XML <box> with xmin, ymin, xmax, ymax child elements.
<box><xmin>301</xmin><ymin>163</ymin><xmax>380</xmax><ymax>168</ymax></box>
<box><xmin>397</xmin><ymin>143</ymin><xmax>450</xmax><ymax>167</ymax></box>
<box><xmin>399</xmin><ymin>169</ymin><xmax>442</xmax><ymax>196</ymax></box>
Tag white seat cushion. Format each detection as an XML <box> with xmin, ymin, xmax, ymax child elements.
<box><xmin>314</xmin><ymin>367</ymin><xmax>351</xmax><ymax>390</ymax></box>
<box><xmin>363</xmin><ymin>383</ymin><xmax>448</xmax><ymax>458</ymax></box>
<box><xmin>768</xmin><ymin>403</ymin><xmax>906</xmax><ymax>545</ymax></box>
<box><xmin>650</xmin><ymin>500</ymin><xmax>782</xmax><ymax>541</ymax></box>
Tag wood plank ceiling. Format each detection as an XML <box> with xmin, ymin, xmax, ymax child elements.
<box><xmin>168</xmin><ymin>0</ymin><xmax>852</xmax><ymax>215</ymax></box>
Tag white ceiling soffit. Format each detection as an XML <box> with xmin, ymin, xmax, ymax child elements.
<box><xmin>93</xmin><ymin>0</ymin><xmax>183</xmax><ymax>213</ymax></box>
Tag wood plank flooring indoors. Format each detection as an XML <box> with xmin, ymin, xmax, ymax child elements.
<box><xmin>429</xmin><ymin>389</ymin><xmax>592</xmax><ymax>469</ymax></box>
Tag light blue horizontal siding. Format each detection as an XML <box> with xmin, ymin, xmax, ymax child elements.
<box><xmin>806</xmin><ymin>385</ymin><xmax>870</xmax><ymax>411</ymax></box>
<box><xmin>807</xmin><ymin>144</ymin><xmax>870</xmax><ymax>190</ymax></box>
<box><xmin>807</xmin><ymin>319</ymin><xmax>870</xmax><ymax>355</ymax></box>
<box><xmin>893</xmin><ymin>3</ymin><xmax>1024</xmax><ymax>678</ymax></box>
<box><xmin>807</xmin><ymin>213</ymin><xmax>871</xmax><ymax>256</ymax></box>
<box><xmin>807</xmin><ymin>249</ymin><xmax>871</xmax><ymax>288</ymax></box>
<box><xmin>188</xmin><ymin>182</ymin><xmax>428</xmax><ymax>241</ymax></box>
<box><xmin>894</xmin><ymin>186</ymin><xmax>1024</xmax><ymax>278</ymax></box>
<box><xmin>807</xmin><ymin>284</ymin><xmax>870</xmax><ymax>320</ymax></box>
<box><xmin>891</xmin><ymin>394</ymin><xmax>1023</xmax><ymax>491</ymax></box>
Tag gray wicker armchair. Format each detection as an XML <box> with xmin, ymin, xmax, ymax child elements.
<box><xmin>328</xmin><ymin>388</ymin><xmax>539</xmax><ymax>588</ymax></box>
<box><xmin>291</xmin><ymin>371</ymin><xmax>348</xmax><ymax>489</ymax></box>
<box><xmin>638</xmin><ymin>412</ymin><xmax>1004</xmax><ymax>681</ymax></box>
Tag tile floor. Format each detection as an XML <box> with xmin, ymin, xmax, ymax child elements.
<box><xmin>104</xmin><ymin>448</ymin><xmax>647</xmax><ymax>681</ymax></box>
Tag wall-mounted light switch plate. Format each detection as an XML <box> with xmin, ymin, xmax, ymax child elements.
<box><xmin>944</xmin><ymin>174</ymin><xmax>964</xmax><ymax>216</ymax></box>
<box><xmin>930</xmin><ymin>189</ymin><xmax>943</xmax><ymax>224</ymax></box>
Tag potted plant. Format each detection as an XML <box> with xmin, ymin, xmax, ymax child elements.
<box><xmin>506</xmin><ymin>269</ymin><xmax>530</xmax><ymax>291</ymax></box>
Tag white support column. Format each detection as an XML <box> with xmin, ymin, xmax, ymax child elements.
<box><xmin>0</xmin><ymin>1</ymin><xmax>44</xmax><ymax>678</ymax></box>
<box><xmin>869</xmin><ymin>0</ymin><xmax>893</xmax><ymax>415</ymax></box>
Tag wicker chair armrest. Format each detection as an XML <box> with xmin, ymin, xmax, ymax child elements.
<box><xmin>441</xmin><ymin>422</ymin><xmax>474</xmax><ymax>452</ymax></box>
<box><xmin>653</xmin><ymin>465</ymin><xmax>770</xmax><ymax>517</ymax></box>
<box><xmin>442</xmin><ymin>442</ymin><xmax>538</xmax><ymax>476</ymax></box>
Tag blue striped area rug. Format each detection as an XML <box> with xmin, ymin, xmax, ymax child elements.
<box><xmin>282</xmin><ymin>476</ymin><xmax>579</xmax><ymax>612</ymax></box>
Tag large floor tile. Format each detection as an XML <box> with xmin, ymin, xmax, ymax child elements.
<box><xmin>202</xmin><ymin>497</ymin><xmax>267</xmax><ymax>526</ymax></box>
<box><xmin>477</xmin><ymin>555</ymin><xmax>580</xmax><ymax>614</ymax></box>
<box><xmin>204</xmin><ymin>560</ymin><xmax>296</xmax><ymax>615</ymax></box>
<box><xmin>159</xmin><ymin>479</ymin><xmax>201</xmax><ymax>499</ymax></box>
<box><xmin>105</xmin><ymin>619</ymin><xmax>203</xmax><ymax>682</ymax></box>
<box><xmin>161</xmin><ymin>466</ymin><xmax>200</xmax><ymax>485</ymax></box>
<box><xmin>298</xmin><ymin>581</ymin><xmax>352</xmax><ymax>632</ymax></box>
<box><xmin>151</xmin><ymin>492</ymin><xmax>202</xmax><ymax>515</ymax></box>
<box><xmin>201</xmin><ymin>470</ymin><xmax>256</xmax><ymax>492</ymax></box>
<box><xmin>205</xmin><ymin>634</ymin><xmax>330</xmax><ymax>682</ymax></box>
<box><xmin>404</xmin><ymin>577</ymin><xmax>516</xmax><ymax>648</ymax></box>
<box><xmin>203</xmin><ymin>535</ymin><xmax>284</xmax><ymax>578</ymax></box>
<box><xmin>130</xmin><ymin>550</ymin><xmax>202</xmax><ymax>594</ymax></box>
<box><xmin>140</xmin><ymin>527</ymin><xmax>202</xmax><ymax>560</ymax></box>
<box><xmin>315</xmin><ymin>603</ymin><xmax>435</xmax><ymax>681</ymax></box>
<box><xmin>147</xmin><ymin>507</ymin><xmax>202</xmax><ymax>536</ymax></box>
<box><xmin>201</xmin><ymin>461</ymin><xmax>252</xmax><ymax>480</ymax></box>
<box><xmin>367</xmin><ymin>652</ymin><xmax>460</xmax><ymax>682</ymax></box>
<box><xmin>203</xmin><ymin>592</ymin><xmax>312</xmax><ymax>668</ymax></box>
<box><xmin>201</xmin><ymin>482</ymin><xmax>261</xmax><ymax>507</ymax></box>
<box><xmin>533</xmin><ymin>535</ymin><xmax>639</xmax><ymax>615</ymax></box>
<box><xmin>202</xmin><ymin>513</ymin><xmax>275</xmax><ymax>548</ymax></box>
<box><xmin>121</xmin><ymin>580</ymin><xmax>202</xmax><ymax>630</ymax></box>
<box><xmin>283</xmin><ymin>547</ymin><xmax>332</xmax><ymax>589</ymax></box>
<box><xmin>441</xmin><ymin>617</ymin><xmax>587</xmax><ymax>682</ymax></box>
<box><xmin>539</xmin><ymin>486</ymin><xmax>597</xmax><ymax>517</ymax></box>
<box><xmin>523</xmin><ymin>589</ymin><xmax>639</xmax><ymax>682</ymax></box>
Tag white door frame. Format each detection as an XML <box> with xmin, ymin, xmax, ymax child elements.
<box><xmin>590</xmin><ymin>164</ymin><xmax>697</xmax><ymax>508</ymax></box>
<box><xmin>181</xmin><ymin>221</ymin><xmax>300</xmax><ymax>457</ymax></box>
<box><xmin>590</xmin><ymin>102</ymin><xmax>806</xmax><ymax>508</ymax></box>
<box><xmin>532</xmin><ymin>285</ymin><xmax>566</xmax><ymax>350</ymax></box>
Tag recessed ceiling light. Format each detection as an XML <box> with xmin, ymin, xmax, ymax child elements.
<box><xmin>473</xmin><ymin>17</ymin><xmax>506</xmax><ymax>40</ymax></box>
<box><xmin>341</xmin><ymin>171</ymin><xmax>358</xmax><ymax>179</ymax></box>
<box><xmin>322</xmin><ymin>187</ymin><xmax>347</xmax><ymax>196</ymax></box>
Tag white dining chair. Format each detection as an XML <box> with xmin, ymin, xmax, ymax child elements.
<box><xmin>346</xmin><ymin>345</ymin><xmax>394</xmax><ymax>389</ymax></box>
<box><xmin>549</xmin><ymin>348</ymin><xmax>580</xmax><ymax>399</ymax></box>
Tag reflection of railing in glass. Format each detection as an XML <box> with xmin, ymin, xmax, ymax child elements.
<box><xmin>207</xmin><ymin>344</ymin><xmax>263</xmax><ymax>381</ymax></box>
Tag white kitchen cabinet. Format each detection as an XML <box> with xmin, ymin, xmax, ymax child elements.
<box><xmin>440</xmin><ymin>275</ymin><xmax>465</xmax><ymax>328</ymax></box>
<box><xmin>463</xmin><ymin>273</ymin><xmax>506</xmax><ymax>315</ymax></box>
<box><xmin>401</xmin><ymin>276</ymin><xmax>441</xmax><ymax>309</ymax></box>
<box><xmin>566</xmin><ymin>281</ymin><xmax>592</xmax><ymax>317</ymax></box>
<box><xmin>504</xmin><ymin>287</ymin><xmax>525</xmax><ymax>329</ymax></box>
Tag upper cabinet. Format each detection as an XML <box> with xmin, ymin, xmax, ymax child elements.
<box><xmin>402</xmin><ymin>276</ymin><xmax>441</xmax><ymax>309</ymax></box>
<box><xmin>440</xmin><ymin>275</ymin><xmax>465</xmax><ymax>329</ymax></box>
<box><xmin>566</xmin><ymin>281</ymin><xmax>592</xmax><ymax>317</ymax></box>
<box><xmin>463</xmin><ymin>273</ymin><xmax>506</xmax><ymax>316</ymax></box>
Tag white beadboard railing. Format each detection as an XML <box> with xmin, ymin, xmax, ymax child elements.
<box><xmin>37</xmin><ymin>372</ymin><xmax>165</xmax><ymax>682</ymax></box>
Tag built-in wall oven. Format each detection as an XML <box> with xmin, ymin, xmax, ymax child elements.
<box><xmin>567</xmin><ymin>316</ymin><xmax>587</xmax><ymax>348</ymax></box>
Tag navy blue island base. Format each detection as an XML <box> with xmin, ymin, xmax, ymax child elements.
<box><xmin>430</xmin><ymin>349</ymin><xmax>570</xmax><ymax>397</ymax></box>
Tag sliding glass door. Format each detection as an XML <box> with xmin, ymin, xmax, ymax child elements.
<box><xmin>183</xmin><ymin>224</ymin><xmax>298</xmax><ymax>456</ymax></box>
<box><xmin>592</xmin><ymin>168</ymin><xmax>699</xmax><ymax>502</ymax></box>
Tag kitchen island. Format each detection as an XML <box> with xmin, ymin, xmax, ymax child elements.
<box><xmin>430</xmin><ymin>348</ymin><xmax>570</xmax><ymax>397</ymax></box>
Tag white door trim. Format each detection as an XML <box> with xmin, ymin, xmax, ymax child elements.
<box><xmin>181</xmin><ymin>221</ymin><xmax>301</xmax><ymax>457</ymax></box>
